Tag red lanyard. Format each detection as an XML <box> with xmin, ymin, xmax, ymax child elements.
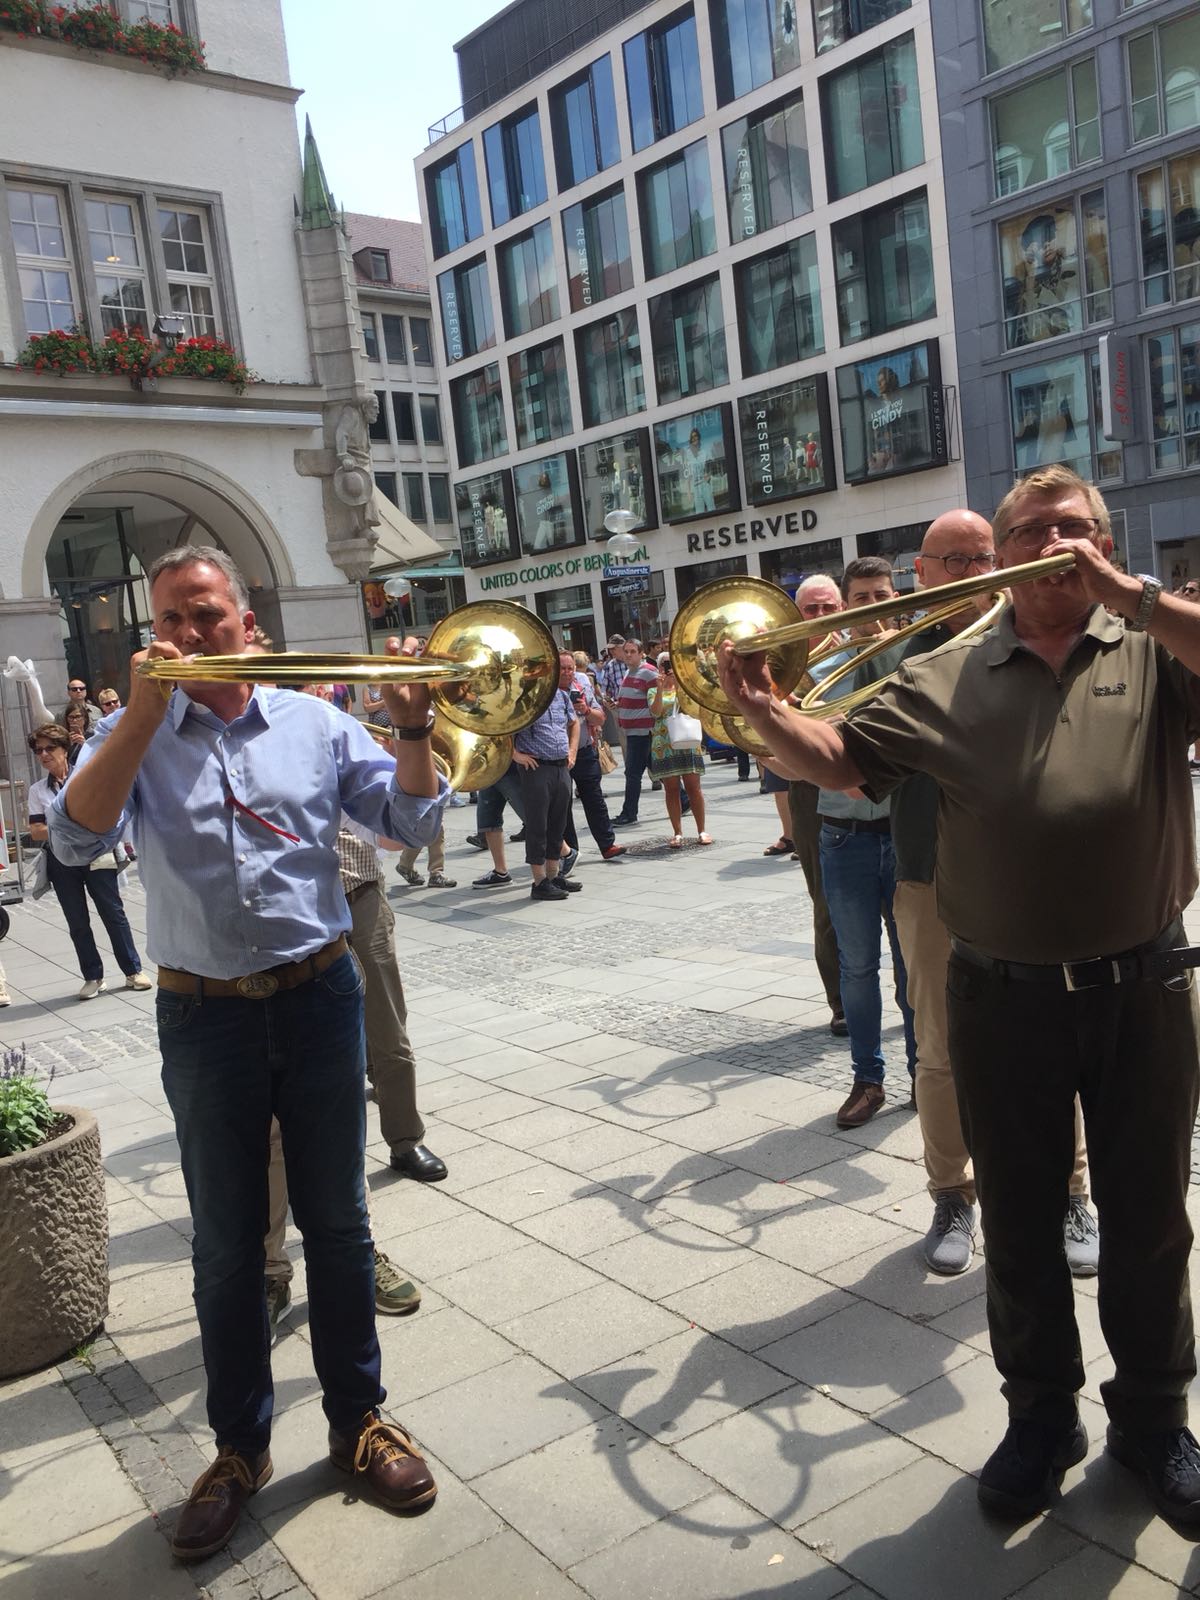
<box><xmin>224</xmin><ymin>792</ymin><xmax>300</xmax><ymax>843</ymax></box>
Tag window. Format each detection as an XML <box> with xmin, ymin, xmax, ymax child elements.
<box><xmin>87</xmin><ymin>196</ymin><xmax>149</xmax><ymax>333</ymax></box>
<box><xmin>514</xmin><ymin>453</ymin><xmax>585</xmax><ymax>554</ymax></box>
<box><xmin>410</xmin><ymin>317</ymin><xmax>434</xmax><ymax>365</ymax></box>
<box><xmin>990</xmin><ymin>60</ymin><xmax>1100</xmax><ymax>196</ymax></box>
<box><xmin>1147</xmin><ymin>323</ymin><xmax>1200</xmax><ymax>473</ymax></box>
<box><xmin>498</xmin><ymin>220</ymin><xmax>559</xmax><ymax>338</ymax></box>
<box><xmin>738</xmin><ymin>374</ymin><xmax>835</xmax><ymax>500</ymax></box>
<box><xmin>550</xmin><ymin>56</ymin><xmax>620</xmax><ymax>190</ymax></box>
<box><xmin>483</xmin><ymin>105</ymin><xmax>547</xmax><ymax>227</ymax></box>
<box><xmin>1010</xmin><ymin>347</ymin><xmax>1120</xmax><ymax>479</ymax></box>
<box><xmin>837</xmin><ymin>339</ymin><xmax>949</xmax><ymax>483</ymax></box>
<box><xmin>710</xmin><ymin>0</ymin><xmax>802</xmax><ymax>106</ymax></box>
<box><xmin>736</xmin><ymin>233</ymin><xmax>823</xmax><ymax>377</ymax></box>
<box><xmin>381</xmin><ymin>313</ymin><xmax>406</xmax><ymax>364</ymax></box>
<box><xmin>999</xmin><ymin>188</ymin><xmax>1110</xmax><ymax>348</ymax></box>
<box><xmin>1128</xmin><ymin>15</ymin><xmax>1200</xmax><ymax>145</ymax></box>
<box><xmin>578</xmin><ymin>429</ymin><xmax>657</xmax><ymax>538</ymax></box>
<box><xmin>821</xmin><ymin>33</ymin><xmax>923</xmax><ymax>200</ymax></box>
<box><xmin>562</xmin><ymin>184</ymin><xmax>634</xmax><ymax>312</ymax></box>
<box><xmin>157</xmin><ymin>206</ymin><xmax>216</xmax><ymax>337</ymax></box>
<box><xmin>403</xmin><ymin>473</ymin><xmax>427</xmax><ymax>522</ymax></box>
<box><xmin>391</xmin><ymin>391</ymin><xmax>416</xmax><ymax>443</ymax></box>
<box><xmin>1139</xmin><ymin>153</ymin><xmax>1200</xmax><ymax>308</ymax></box>
<box><xmin>638</xmin><ymin>141</ymin><xmax>716</xmax><ymax>279</ymax></box>
<box><xmin>437</xmin><ymin>256</ymin><xmax>495</xmax><ymax>364</ymax></box>
<box><xmin>367</xmin><ymin>249</ymin><xmax>390</xmax><ymax>282</ymax></box>
<box><xmin>429</xmin><ymin>474</ymin><xmax>453</xmax><ymax>523</ymax></box>
<box><xmin>625</xmin><ymin>7</ymin><xmax>704</xmax><ymax>152</ymax></box>
<box><xmin>813</xmin><ymin>0</ymin><xmax>911</xmax><ymax>54</ymax></box>
<box><xmin>981</xmin><ymin>0</ymin><xmax>1091</xmax><ymax>75</ymax></box>
<box><xmin>509</xmin><ymin>338</ymin><xmax>572</xmax><ymax>450</ymax></box>
<box><xmin>451</xmin><ymin>363</ymin><xmax>508</xmax><ymax>467</ymax></box>
<box><xmin>361</xmin><ymin>313</ymin><xmax>379</xmax><ymax>362</ymax></box>
<box><xmin>419</xmin><ymin>395</ymin><xmax>443</xmax><ymax>446</ymax></box>
<box><xmin>368</xmin><ymin>391</ymin><xmax>389</xmax><ymax>443</ymax></box>
<box><xmin>653</xmin><ymin>404</ymin><xmax>740</xmax><ymax>522</ymax></box>
<box><xmin>374</xmin><ymin>471</ymin><xmax>398</xmax><ymax>505</ymax></box>
<box><xmin>722</xmin><ymin>89</ymin><xmax>811</xmax><ymax>244</ymax></box>
<box><xmin>126</xmin><ymin>0</ymin><xmax>177</xmax><ymax>20</ymax></box>
<box><xmin>649</xmin><ymin>276</ymin><xmax>728</xmax><ymax>404</ymax></box>
<box><xmin>425</xmin><ymin>144</ymin><xmax>483</xmax><ymax>258</ymax></box>
<box><xmin>833</xmin><ymin>189</ymin><xmax>935</xmax><ymax>345</ymax></box>
<box><xmin>6</xmin><ymin>186</ymin><xmax>77</xmax><ymax>333</ymax></box>
<box><xmin>576</xmin><ymin>307</ymin><xmax>646</xmax><ymax>428</ymax></box>
<box><xmin>457</xmin><ymin>470</ymin><xmax>519</xmax><ymax>566</ymax></box>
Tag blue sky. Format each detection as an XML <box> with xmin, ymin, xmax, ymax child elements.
<box><xmin>281</xmin><ymin>0</ymin><xmax>503</xmax><ymax>222</ymax></box>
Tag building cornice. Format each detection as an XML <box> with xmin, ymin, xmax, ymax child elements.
<box><xmin>0</xmin><ymin>368</ymin><xmax>323</xmax><ymax>427</ymax></box>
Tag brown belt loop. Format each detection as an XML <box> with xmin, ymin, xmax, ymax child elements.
<box><xmin>158</xmin><ymin>934</ymin><xmax>349</xmax><ymax>1000</ymax></box>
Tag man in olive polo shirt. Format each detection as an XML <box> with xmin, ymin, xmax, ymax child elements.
<box><xmin>717</xmin><ymin>464</ymin><xmax>1200</xmax><ymax>1526</ymax></box>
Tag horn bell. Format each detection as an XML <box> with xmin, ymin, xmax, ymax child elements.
<box><xmin>670</xmin><ymin>576</ymin><xmax>810</xmax><ymax>719</ymax></box>
<box><xmin>425</xmin><ymin>600</ymin><xmax>559</xmax><ymax>737</ymax></box>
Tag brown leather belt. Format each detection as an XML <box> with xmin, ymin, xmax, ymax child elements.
<box><xmin>157</xmin><ymin>935</ymin><xmax>349</xmax><ymax>1000</ymax></box>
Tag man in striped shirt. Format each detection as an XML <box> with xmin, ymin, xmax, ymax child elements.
<box><xmin>613</xmin><ymin>638</ymin><xmax>658</xmax><ymax>826</ymax></box>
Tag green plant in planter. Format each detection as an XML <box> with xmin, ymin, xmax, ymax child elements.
<box><xmin>96</xmin><ymin>323</ymin><xmax>158</xmax><ymax>379</ymax></box>
<box><xmin>0</xmin><ymin>1046</ymin><xmax>57</xmax><ymax>1159</ymax></box>
<box><xmin>18</xmin><ymin>326</ymin><xmax>96</xmax><ymax>374</ymax></box>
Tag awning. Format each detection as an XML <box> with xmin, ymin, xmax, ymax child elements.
<box><xmin>369</xmin><ymin>493</ymin><xmax>441</xmax><ymax>568</ymax></box>
<box><xmin>398</xmin><ymin>562</ymin><xmax>465</xmax><ymax>580</ymax></box>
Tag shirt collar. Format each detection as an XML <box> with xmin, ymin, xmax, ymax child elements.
<box><xmin>169</xmin><ymin>683</ymin><xmax>273</xmax><ymax>732</ymax></box>
<box><xmin>982</xmin><ymin>604</ymin><xmax>1125</xmax><ymax>667</ymax></box>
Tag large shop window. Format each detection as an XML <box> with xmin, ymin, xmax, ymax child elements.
<box><xmin>437</xmin><ymin>256</ymin><xmax>495</xmax><ymax>365</ymax></box>
<box><xmin>981</xmin><ymin>0</ymin><xmax>1091</xmax><ymax>76</ymax></box>
<box><xmin>457</xmin><ymin>469</ymin><xmax>519</xmax><ymax>567</ymax></box>
<box><xmin>1009</xmin><ymin>348</ymin><xmax>1121</xmax><ymax>480</ymax></box>
<box><xmin>578</xmin><ymin>428</ymin><xmax>657</xmax><ymax>540</ymax></box>
<box><xmin>509</xmin><ymin>338</ymin><xmax>572</xmax><ymax>450</ymax></box>
<box><xmin>649</xmin><ymin>276</ymin><xmax>728</xmax><ymax>405</ymax></box>
<box><xmin>654</xmin><ymin>404</ymin><xmax>741</xmax><ymax>523</ymax></box>
<box><xmin>514</xmin><ymin>452</ymin><xmax>585</xmax><ymax>555</ymax></box>
<box><xmin>837</xmin><ymin>339</ymin><xmax>949</xmax><ymax>484</ymax></box>
<box><xmin>813</xmin><ymin>0</ymin><xmax>911</xmax><ymax>55</ymax></box>
<box><xmin>1128</xmin><ymin>13</ymin><xmax>1200</xmax><ymax>146</ymax></box>
<box><xmin>820</xmin><ymin>33</ymin><xmax>924</xmax><ymax>202</ymax></box>
<box><xmin>999</xmin><ymin>189</ymin><xmax>1110</xmax><ymax>349</ymax></box>
<box><xmin>709</xmin><ymin>0</ymin><xmax>802</xmax><ymax>106</ymax></box>
<box><xmin>1147</xmin><ymin>322</ymin><xmax>1200</xmax><ymax>473</ymax></box>
<box><xmin>425</xmin><ymin>144</ymin><xmax>483</xmax><ymax>259</ymax></box>
<box><xmin>721</xmin><ymin>89</ymin><xmax>811</xmax><ymax>244</ymax></box>
<box><xmin>450</xmin><ymin>363</ymin><xmax>508</xmax><ymax>468</ymax></box>
<box><xmin>736</xmin><ymin>233</ymin><xmax>823</xmax><ymax>378</ymax></box>
<box><xmin>675</xmin><ymin>556</ymin><xmax>749</xmax><ymax>604</ymax></box>
<box><xmin>576</xmin><ymin>307</ymin><xmax>646</xmax><ymax>429</ymax></box>
<box><xmin>760</xmin><ymin>539</ymin><xmax>844</xmax><ymax>593</ymax></box>
<box><xmin>638</xmin><ymin>142</ymin><xmax>717</xmax><ymax>280</ymax></box>
<box><xmin>483</xmin><ymin>105</ymin><xmax>548</xmax><ymax>228</ymax></box>
<box><xmin>833</xmin><ymin>188</ymin><xmax>935</xmax><ymax>345</ymax></box>
<box><xmin>562</xmin><ymin>185</ymin><xmax>634</xmax><ymax>313</ymax></box>
<box><xmin>738</xmin><ymin>375</ymin><xmax>835</xmax><ymax>503</ymax></box>
<box><xmin>1139</xmin><ymin>152</ymin><xmax>1200</xmax><ymax>309</ymax></box>
<box><xmin>550</xmin><ymin>56</ymin><xmax>620</xmax><ymax>191</ymax></box>
<box><xmin>499</xmin><ymin>221</ymin><xmax>559</xmax><ymax>339</ymax></box>
<box><xmin>600</xmin><ymin>568</ymin><xmax>668</xmax><ymax>645</ymax></box>
<box><xmin>625</xmin><ymin>7</ymin><xmax>705</xmax><ymax>153</ymax></box>
<box><xmin>990</xmin><ymin>60</ymin><xmax>1100</xmax><ymax>197</ymax></box>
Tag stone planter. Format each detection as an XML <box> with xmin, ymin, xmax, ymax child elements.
<box><xmin>0</xmin><ymin>1106</ymin><xmax>109</xmax><ymax>1378</ymax></box>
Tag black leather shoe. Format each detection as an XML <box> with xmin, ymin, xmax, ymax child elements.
<box><xmin>1107</xmin><ymin>1424</ymin><xmax>1200</xmax><ymax>1525</ymax></box>
<box><xmin>390</xmin><ymin>1144</ymin><xmax>448</xmax><ymax>1183</ymax></box>
<box><xmin>556</xmin><ymin>877</ymin><xmax>583</xmax><ymax>893</ymax></box>
<box><xmin>829</xmin><ymin>1011</ymin><xmax>849</xmax><ymax>1037</ymax></box>
<box><xmin>978</xmin><ymin>1417</ymin><xmax>1088</xmax><ymax>1517</ymax></box>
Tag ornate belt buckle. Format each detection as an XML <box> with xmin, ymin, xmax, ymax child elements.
<box><xmin>236</xmin><ymin>972</ymin><xmax>279</xmax><ymax>999</ymax></box>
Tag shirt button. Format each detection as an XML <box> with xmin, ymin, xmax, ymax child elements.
<box><xmin>251</xmin><ymin>945</ymin><xmax>258</xmax><ymax>953</ymax></box>
<box><xmin>243</xmin><ymin>897</ymin><xmax>251</xmax><ymax>908</ymax></box>
<box><xmin>238</xmin><ymin>854</ymin><xmax>246</xmax><ymax>863</ymax></box>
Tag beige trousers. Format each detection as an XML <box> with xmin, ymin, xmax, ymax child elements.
<box><xmin>398</xmin><ymin>829</ymin><xmax>445</xmax><ymax>875</ymax></box>
<box><xmin>892</xmin><ymin>879</ymin><xmax>1088</xmax><ymax>1203</ymax></box>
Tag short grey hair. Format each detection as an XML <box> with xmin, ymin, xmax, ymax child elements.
<box><xmin>148</xmin><ymin>545</ymin><xmax>251</xmax><ymax>613</ymax></box>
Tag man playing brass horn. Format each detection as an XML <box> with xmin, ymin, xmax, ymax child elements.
<box><xmin>718</xmin><ymin>465</ymin><xmax>1200</xmax><ymax>1527</ymax></box>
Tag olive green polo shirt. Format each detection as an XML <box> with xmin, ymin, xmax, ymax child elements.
<box><xmin>840</xmin><ymin>605</ymin><xmax>1200</xmax><ymax>962</ymax></box>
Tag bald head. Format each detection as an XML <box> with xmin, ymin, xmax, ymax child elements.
<box><xmin>922</xmin><ymin>510</ymin><xmax>993</xmax><ymax>555</ymax></box>
<box><xmin>915</xmin><ymin>511</ymin><xmax>995</xmax><ymax>592</ymax></box>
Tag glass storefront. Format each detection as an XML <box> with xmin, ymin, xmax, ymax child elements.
<box><xmin>456</xmin><ymin>468</ymin><xmax>518</xmax><ymax>566</ymax></box>
<box><xmin>653</xmin><ymin>404</ymin><xmax>740</xmax><ymax>523</ymax></box>
<box><xmin>362</xmin><ymin>566</ymin><xmax>466</xmax><ymax>643</ymax></box>
<box><xmin>513</xmin><ymin>451</ymin><xmax>584</xmax><ymax>554</ymax></box>
<box><xmin>46</xmin><ymin>508</ymin><xmax>151</xmax><ymax>702</ymax></box>
<box><xmin>759</xmin><ymin>537</ymin><xmax>844</xmax><ymax>595</ymax></box>
<box><xmin>836</xmin><ymin>338</ymin><xmax>948</xmax><ymax>484</ymax></box>
<box><xmin>674</xmin><ymin>554</ymin><xmax>748</xmax><ymax>605</ymax></box>
<box><xmin>738</xmin><ymin>374</ymin><xmax>834</xmax><ymax>502</ymax></box>
<box><xmin>536</xmin><ymin>581</ymin><xmax>599</xmax><ymax>659</ymax></box>
<box><xmin>600</xmin><ymin>567</ymin><xmax>668</xmax><ymax>642</ymax></box>
<box><xmin>578</xmin><ymin>427</ymin><xmax>657</xmax><ymax>539</ymax></box>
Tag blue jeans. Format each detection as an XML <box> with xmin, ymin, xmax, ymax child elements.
<box><xmin>47</xmin><ymin>852</ymin><xmax>141</xmax><ymax>981</ymax></box>
<box><xmin>621</xmin><ymin>733</ymin><xmax>651</xmax><ymax>820</ymax></box>
<box><xmin>819</xmin><ymin>826</ymin><xmax>916</xmax><ymax>1087</ymax></box>
<box><xmin>159</xmin><ymin>951</ymin><xmax>381</xmax><ymax>1453</ymax></box>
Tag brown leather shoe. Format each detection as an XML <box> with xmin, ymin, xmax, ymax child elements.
<box><xmin>836</xmin><ymin>1080</ymin><xmax>885</xmax><ymax>1129</ymax></box>
<box><xmin>170</xmin><ymin>1446</ymin><xmax>272</xmax><ymax>1561</ymax></box>
<box><xmin>329</xmin><ymin>1413</ymin><xmax>437</xmax><ymax>1511</ymax></box>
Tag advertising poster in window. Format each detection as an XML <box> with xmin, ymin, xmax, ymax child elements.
<box><xmin>653</xmin><ymin>405</ymin><xmax>741</xmax><ymax>523</ymax></box>
<box><xmin>513</xmin><ymin>452</ymin><xmax>584</xmax><ymax>555</ymax></box>
<box><xmin>578</xmin><ymin>428</ymin><xmax>657</xmax><ymax>540</ymax></box>
<box><xmin>738</xmin><ymin>376</ymin><xmax>834</xmax><ymax>504</ymax></box>
<box><xmin>999</xmin><ymin>201</ymin><xmax>1086</xmax><ymax>349</ymax></box>
<box><xmin>456</xmin><ymin>469</ymin><xmax>518</xmax><ymax>567</ymax></box>
<box><xmin>836</xmin><ymin>339</ymin><xmax>947</xmax><ymax>484</ymax></box>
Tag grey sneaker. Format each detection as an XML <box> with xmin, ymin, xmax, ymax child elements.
<box><xmin>426</xmin><ymin>872</ymin><xmax>457</xmax><ymax>888</ymax></box>
<box><xmin>396</xmin><ymin>866</ymin><xmax>424</xmax><ymax>886</ymax></box>
<box><xmin>1064</xmin><ymin>1196</ymin><xmax>1099</xmax><ymax>1277</ymax></box>
<box><xmin>924</xmin><ymin>1192</ymin><xmax>977</xmax><ymax>1275</ymax></box>
<box><xmin>265</xmin><ymin>1277</ymin><xmax>291</xmax><ymax>1346</ymax></box>
<box><xmin>0</xmin><ymin>982</ymin><xmax>10</xmax><ymax>1008</ymax></box>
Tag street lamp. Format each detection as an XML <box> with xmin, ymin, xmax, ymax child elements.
<box><xmin>130</xmin><ymin>313</ymin><xmax>189</xmax><ymax>392</ymax></box>
<box><xmin>383</xmin><ymin>576</ymin><xmax>412</xmax><ymax>601</ymax></box>
<box><xmin>603</xmin><ymin>508</ymin><xmax>641</xmax><ymax>559</ymax></box>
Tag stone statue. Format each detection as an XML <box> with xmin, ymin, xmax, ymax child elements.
<box><xmin>332</xmin><ymin>397</ymin><xmax>380</xmax><ymax>533</ymax></box>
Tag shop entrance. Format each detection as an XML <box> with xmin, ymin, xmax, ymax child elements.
<box><xmin>600</xmin><ymin>568</ymin><xmax>668</xmax><ymax>646</ymax></box>
<box><xmin>535</xmin><ymin>582</ymin><xmax>598</xmax><ymax>660</ymax></box>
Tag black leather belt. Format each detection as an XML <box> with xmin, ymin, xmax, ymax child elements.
<box><xmin>950</xmin><ymin>922</ymin><xmax>1200</xmax><ymax>992</ymax></box>
<box><xmin>819</xmin><ymin>814</ymin><xmax>891</xmax><ymax>835</ymax></box>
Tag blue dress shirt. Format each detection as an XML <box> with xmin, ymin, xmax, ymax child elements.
<box><xmin>48</xmin><ymin>689</ymin><xmax>450</xmax><ymax>978</ymax></box>
<box><xmin>513</xmin><ymin>689</ymin><xmax>576</xmax><ymax>761</ymax></box>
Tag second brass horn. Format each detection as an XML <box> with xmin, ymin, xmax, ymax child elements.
<box><xmin>364</xmin><ymin>714</ymin><xmax>513</xmax><ymax>792</ymax></box>
<box><xmin>670</xmin><ymin>576</ymin><xmax>811</xmax><ymax>720</ymax></box>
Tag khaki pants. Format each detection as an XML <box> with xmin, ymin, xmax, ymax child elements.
<box><xmin>892</xmin><ymin>879</ymin><xmax>1088</xmax><ymax>1202</ymax></box>
<box><xmin>786</xmin><ymin>780</ymin><xmax>840</xmax><ymax>1013</ymax></box>
<box><xmin>398</xmin><ymin>829</ymin><xmax>445</xmax><ymax>876</ymax></box>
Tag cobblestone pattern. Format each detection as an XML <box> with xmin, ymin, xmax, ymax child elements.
<box><xmin>58</xmin><ymin>1336</ymin><xmax>312</xmax><ymax>1600</ymax></box>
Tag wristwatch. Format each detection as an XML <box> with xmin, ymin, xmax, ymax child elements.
<box><xmin>1126</xmin><ymin>575</ymin><xmax>1163</xmax><ymax>633</ymax></box>
<box><xmin>389</xmin><ymin>712</ymin><xmax>436</xmax><ymax>740</ymax></box>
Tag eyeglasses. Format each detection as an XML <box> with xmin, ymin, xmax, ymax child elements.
<box><xmin>34</xmin><ymin>745</ymin><xmax>55</xmax><ymax>756</ymax></box>
<box><xmin>922</xmin><ymin>551</ymin><xmax>997</xmax><ymax>578</ymax></box>
<box><xmin>1182</xmin><ymin>586</ymin><xmax>1200</xmax><ymax>597</ymax></box>
<box><xmin>799</xmin><ymin>601</ymin><xmax>841</xmax><ymax>617</ymax></box>
<box><xmin>68</xmin><ymin>684</ymin><xmax>86</xmax><ymax>692</ymax></box>
<box><xmin>1004</xmin><ymin>517</ymin><xmax>1099</xmax><ymax>549</ymax></box>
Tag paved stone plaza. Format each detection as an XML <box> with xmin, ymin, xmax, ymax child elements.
<box><xmin>3</xmin><ymin>762</ymin><xmax>1200</xmax><ymax>1598</ymax></box>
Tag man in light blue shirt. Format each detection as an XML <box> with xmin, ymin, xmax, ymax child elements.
<box><xmin>52</xmin><ymin>545</ymin><xmax>449</xmax><ymax>1560</ymax></box>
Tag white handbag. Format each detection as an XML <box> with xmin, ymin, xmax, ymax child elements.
<box><xmin>666</xmin><ymin>709</ymin><xmax>703</xmax><ymax>750</ymax></box>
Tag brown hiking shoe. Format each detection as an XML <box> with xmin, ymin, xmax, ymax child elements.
<box><xmin>170</xmin><ymin>1446</ymin><xmax>272</xmax><ymax>1561</ymax></box>
<box><xmin>836</xmin><ymin>1080</ymin><xmax>885</xmax><ymax>1129</ymax></box>
<box><xmin>329</xmin><ymin>1413</ymin><xmax>437</xmax><ymax>1511</ymax></box>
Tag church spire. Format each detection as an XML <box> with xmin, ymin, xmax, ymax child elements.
<box><xmin>299</xmin><ymin>116</ymin><xmax>338</xmax><ymax>231</ymax></box>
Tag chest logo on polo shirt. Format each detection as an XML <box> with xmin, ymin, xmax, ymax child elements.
<box><xmin>1092</xmin><ymin>682</ymin><xmax>1127</xmax><ymax>697</ymax></box>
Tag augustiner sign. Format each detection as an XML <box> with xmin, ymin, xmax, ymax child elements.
<box><xmin>684</xmin><ymin>507</ymin><xmax>818</xmax><ymax>554</ymax></box>
<box><xmin>476</xmin><ymin>546</ymin><xmax>650</xmax><ymax>593</ymax></box>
